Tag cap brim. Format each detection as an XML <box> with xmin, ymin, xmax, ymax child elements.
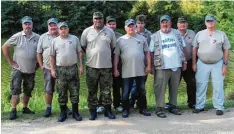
<box><xmin>178</xmin><ymin>20</ymin><xmax>187</xmax><ymax>23</ymax></box>
<box><xmin>22</xmin><ymin>20</ymin><xmax>32</xmax><ymax>24</ymax></box>
<box><xmin>126</xmin><ymin>22</ymin><xmax>135</xmax><ymax>26</ymax></box>
<box><xmin>48</xmin><ymin>21</ymin><xmax>57</xmax><ymax>25</ymax></box>
<box><xmin>59</xmin><ymin>25</ymin><xmax>68</xmax><ymax>28</ymax></box>
<box><xmin>107</xmin><ymin>19</ymin><xmax>115</xmax><ymax>23</ymax></box>
<box><xmin>93</xmin><ymin>16</ymin><xmax>103</xmax><ymax>19</ymax></box>
<box><xmin>160</xmin><ymin>19</ymin><xmax>170</xmax><ymax>22</ymax></box>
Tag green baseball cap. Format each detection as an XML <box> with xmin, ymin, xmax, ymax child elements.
<box><xmin>47</xmin><ymin>18</ymin><xmax>58</xmax><ymax>25</ymax></box>
<box><xmin>58</xmin><ymin>22</ymin><xmax>68</xmax><ymax>29</ymax></box>
<box><xmin>160</xmin><ymin>15</ymin><xmax>171</xmax><ymax>23</ymax></box>
<box><xmin>106</xmin><ymin>16</ymin><xmax>116</xmax><ymax>23</ymax></box>
<box><xmin>205</xmin><ymin>14</ymin><xmax>216</xmax><ymax>21</ymax></box>
<box><xmin>125</xmin><ymin>19</ymin><xmax>136</xmax><ymax>26</ymax></box>
<box><xmin>21</xmin><ymin>16</ymin><xmax>32</xmax><ymax>24</ymax></box>
<box><xmin>177</xmin><ymin>16</ymin><xmax>188</xmax><ymax>23</ymax></box>
<box><xmin>136</xmin><ymin>14</ymin><xmax>146</xmax><ymax>22</ymax></box>
<box><xmin>93</xmin><ymin>11</ymin><xmax>104</xmax><ymax>19</ymax></box>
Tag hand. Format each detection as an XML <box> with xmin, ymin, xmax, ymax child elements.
<box><xmin>145</xmin><ymin>65</ymin><xmax>151</xmax><ymax>75</ymax></box>
<box><xmin>79</xmin><ymin>65</ymin><xmax>84</xmax><ymax>75</ymax></box>
<box><xmin>192</xmin><ymin>63</ymin><xmax>197</xmax><ymax>72</ymax></box>
<box><xmin>114</xmin><ymin>69</ymin><xmax>120</xmax><ymax>77</ymax></box>
<box><xmin>51</xmin><ymin>69</ymin><xmax>56</xmax><ymax>78</ymax></box>
<box><xmin>39</xmin><ymin>65</ymin><xmax>44</xmax><ymax>70</ymax></box>
<box><xmin>9</xmin><ymin>61</ymin><xmax>19</xmax><ymax>69</ymax></box>
<box><xmin>182</xmin><ymin>63</ymin><xmax>187</xmax><ymax>71</ymax></box>
<box><xmin>222</xmin><ymin>65</ymin><xmax>227</xmax><ymax>76</ymax></box>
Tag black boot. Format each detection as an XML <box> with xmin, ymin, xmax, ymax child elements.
<box><xmin>104</xmin><ymin>105</ymin><xmax>116</xmax><ymax>119</ymax></box>
<box><xmin>9</xmin><ymin>108</ymin><xmax>17</xmax><ymax>120</ymax></box>
<box><xmin>89</xmin><ymin>108</ymin><xmax>97</xmax><ymax>120</ymax></box>
<box><xmin>58</xmin><ymin>105</ymin><xmax>67</xmax><ymax>122</ymax></box>
<box><xmin>72</xmin><ymin>103</ymin><xmax>82</xmax><ymax>121</ymax></box>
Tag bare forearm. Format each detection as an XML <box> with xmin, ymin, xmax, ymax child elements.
<box><xmin>78</xmin><ymin>51</ymin><xmax>84</xmax><ymax>66</ymax></box>
<box><xmin>223</xmin><ymin>49</ymin><xmax>229</xmax><ymax>62</ymax></box>
<box><xmin>2</xmin><ymin>45</ymin><xmax>13</xmax><ymax>64</ymax></box>
<box><xmin>192</xmin><ymin>48</ymin><xmax>197</xmax><ymax>64</ymax></box>
<box><xmin>146</xmin><ymin>52</ymin><xmax>151</xmax><ymax>67</ymax></box>
<box><xmin>183</xmin><ymin>48</ymin><xmax>187</xmax><ymax>62</ymax></box>
<box><xmin>50</xmin><ymin>56</ymin><xmax>56</xmax><ymax>71</ymax></box>
<box><xmin>36</xmin><ymin>53</ymin><xmax>43</xmax><ymax>67</ymax></box>
<box><xmin>114</xmin><ymin>55</ymin><xmax>119</xmax><ymax>70</ymax></box>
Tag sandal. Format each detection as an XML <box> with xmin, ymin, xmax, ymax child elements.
<box><xmin>155</xmin><ymin>108</ymin><xmax>166</xmax><ymax>118</ymax></box>
<box><xmin>169</xmin><ymin>107</ymin><xmax>182</xmax><ymax>115</ymax></box>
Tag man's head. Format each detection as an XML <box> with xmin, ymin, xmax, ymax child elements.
<box><xmin>160</xmin><ymin>15</ymin><xmax>172</xmax><ymax>33</ymax></box>
<box><xmin>177</xmin><ymin>16</ymin><xmax>188</xmax><ymax>31</ymax></box>
<box><xmin>21</xmin><ymin>16</ymin><xmax>33</xmax><ymax>34</ymax></box>
<box><xmin>47</xmin><ymin>18</ymin><xmax>58</xmax><ymax>35</ymax></box>
<box><xmin>106</xmin><ymin>16</ymin><xmax>116</xmax><ymax>31</ymax></box>
<box><xmin>58</xmin><ymin>22</ymin><xmax>69</xmax><ymax>37</ymax></box>
<box><xmin>205</xmin><ymin>14</ymin><xmax>216</xmax><ymax>29</ymax></box>
<box><xmin>93</xmin><ymin>11</ymin><xmax>104</xmax><ymax>29</ymax></box>
<box><xmin>135</xmin><ymin>14</ymin><xmax>146</xmax><ymax>31</ymax></box>
<box><xmin>124</xmin><ymin>19</ymin><xmax>136</xmax><ymax>35</ymax></box>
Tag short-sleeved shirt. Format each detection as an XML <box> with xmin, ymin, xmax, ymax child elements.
<box><xmin>137</xmin><ymin>28</ymin><xmax>152</xmax><ymax>45</ymax></box>
<box><xmin>192</xmin><ymin>29</ymin><xmax>231</xmax><ymax>64</ymax></box>
<box><xmin>37</xmin><ymin>32</ymin><xmax>58</xmax><ymax>69</ymax></box>
<box><xmin>178</xmin><ymin>29</ymin><xmax>196</xmax><ymax>60</ymax></box>
<box><xmin>80</xmin><ymin>26</ymin><xmax>116</xmax><ymax>68</ymax></box>
<box><xmin>49</xmin><ymin>34</ymin><xmax>82</xmax><ymax>66</ymax></box>
<box><xmin>114</xmin><ymin>34</ymin><xmax>149</xmax><ymax>78</ymax></box>
<box><xmin>5</xmin><ymin>31</ymin><xmax>40</xmax><ymax>73</ymax></box>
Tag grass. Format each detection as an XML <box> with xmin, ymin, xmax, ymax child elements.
<box><xmin>1</xmin><ymin>38</ymin><xmax>234</xmax><ymax>120</ymax></box>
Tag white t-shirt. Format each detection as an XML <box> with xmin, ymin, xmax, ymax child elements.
<box><xmin>160</xmin><ymin>31</ymin><xmax>182</xmax><ymax>71</ymax></box>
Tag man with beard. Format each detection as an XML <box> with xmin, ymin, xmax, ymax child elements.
<box><xmin>81</xmin><ymin>12</ymin><xmax>116</xmax><ymax>120</ymax></box>
<box><xmin>114</xmin><ymin>19</ymin><xmax>151</xmax><ymax>118</ymax></box>
<box><xmin>149</xmin><ymin>15</ymin><xmax>187</xmax><ymax>118</ymax></box>
<box><xmin>37</xmin><ymin>18</ymin><xmax>72</xmax><ymax>117</ymax></box>
<box><xmin>2</xmin><ymin>16</ymin><xmax>40</xmax><ymax>120</ymax></box>
<box><xmin>192</xmin><ymin>14</ymin><xmax>231</xmax><ymax>115</ymax></box>
<box><xmin>96</xmin><ymin>16</ymin><xmax>123</xmax><ymax>114</ymax></box>
<box><xmin>50</xmin><ymin>22</ymin><xmax>84</xmax><ymax>122</ymax></box>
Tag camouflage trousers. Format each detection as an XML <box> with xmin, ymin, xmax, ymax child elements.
<box><xmin>86</xmin><ymin>66</ymin><xmax>113</xmax><ymax>109</ymax></box>
<box><xmin>56</xmin><ymin>64</ymin><xmax>80</xmax><ymax>105</ymax></box>
<box><xmin>10</xmin><ymin>68</ymin><xmax>35</xmax><ymax>97</ymax></box>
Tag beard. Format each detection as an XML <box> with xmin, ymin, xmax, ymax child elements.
<box><xmin>161</xmin><ymin>27</ymin><xmax>171</xmax><ymax>33</ymax></box>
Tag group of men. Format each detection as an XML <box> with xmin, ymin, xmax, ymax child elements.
<box><xmin>2</xmin><ymin>11</ymin><xmax>230</xmax><ymax>121</ymax></box>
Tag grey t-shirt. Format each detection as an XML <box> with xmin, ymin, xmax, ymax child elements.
<box><xmin>115</xmin><ymin>31</ymin><xmax>123</xmax><ymax>40</ymax></box>
<box><xmin>114</xmin><ymin>34</ymin><xmax>149</xmax><ymax>78</ymax></box>
<box><xmin>5</xmin><ymin>31</ymin><xmax>40</xmax><ymax>73</ymax></box>
<box><xmin>80</xmin><ymin>26</ymin><xmax>116</xmax><ymax>68</ymax></box>
<box><xmin>192</xmin><ymin>29</ymin><xmax>231</xmax><ymax>64</ymax></box>
<box><xmin>49</xmin><ymin>34</ymin><xmax>82</xmax><ymax>66</ymax></box>
<box><xmin>178</xmin><ymin>29</ymin><xmax>196</xmax><ymax>60</ymax></box>
<box><xmin>137</xmin><ymin>28</ymin><xmax>152</xmax><ymax>45</ymax></box>
<box><xmin>37</xmin><ymin>32</ymin><xmax>58</xmax><ymax>69</ymax></box>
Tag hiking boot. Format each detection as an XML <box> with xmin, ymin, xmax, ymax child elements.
<box><xmin>58</xmin><ymin>105</ymin><xmax>67</xmax><ymax>122</ymax></box>
<box><xmin>104</xmin><ymin>105</ymin><xmax>115</xmax><ymax>119</ymax></box>
<box><xmin>44</xmin><ymin>107</ymin><xmax>52</xmax><ymax>117</ymax></box>
<box><xmin>9</xmin><ymin>108</ymin><xmax>17</xmax><ymax>120</ymax></box>
<box><xmin>72</xmin><ymin>103</ymin><xmax>82</xmax><ymax>121</ymax></box>
<box><xmin>22</xmin><ymin>107</ymin><xmax>35</xmax><ymax>114</ymax></box>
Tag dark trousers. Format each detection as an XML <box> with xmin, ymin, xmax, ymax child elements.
<box><xmin>112</xmin><ymin>75</ymin><xmax>122</xmax><ymax>108</ymax></box>
<box><xmin>122</xmin><ymin>76</ymin><xmax>147</xmax><ymax>111</ymax></box>
<box><xmin>181</xmin><ymin>59</ymin><xmax>196</xmax><ymax>106</ymax></box>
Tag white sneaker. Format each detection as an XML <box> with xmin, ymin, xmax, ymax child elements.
<box><xmin>116</xmin><ymin>106</ymin><xmax>123</xmax><ymax>112</ymax></box>
<box><xmin>96</xmin><ymin>106</ymin><xmax>104</xmax><ymax>114</ymax></box>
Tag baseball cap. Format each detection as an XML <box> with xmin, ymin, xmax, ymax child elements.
<box><xmin>177</xmin><ymin>16</ymin><xmax>188</xmax><ymax>23</ymax></box>
<box><xmin>93</xmin><ymin>12</ymin><xmax>104</xmax><ymax>19</ymax></box>
<box><xmin>160</xmin><ymin>15</ymin><xmax>171</xmax><ymax>23</ymax></box>
<box><xmin>106</xmin><ymin>16</ymin><xmax>116</xmax><ymax>23</ymax></box>
<box><xmin>125</xmin><ymin>19</ymin><xmax>136</xmax><ymax>26</ymax></box>
<box><xmin>47</xmin><ymin>18</ymin><xmax>58</xmax><ymax>25</ymax></box>
<box><xmin>21</xmin><ymin>16</ymin><xmax>32</xmax><ymax>24</ymax></box>
<box><xmin>58</xmin><ymin>22</ymin><xmax>68</xmax><ymax>29</ymax></box>
<box><xmin>205</xmin><ymin>14</ymin><xmax>216</xmax><ymax>21</ymax></box>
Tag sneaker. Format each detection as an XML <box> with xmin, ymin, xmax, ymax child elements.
<box><xmin>216</xmin><ymin>110</ymin><xmax>224</xmax><ymax>116</ymax></box>
<box><xmin>193</xmin><ymin>108</ymin><xmax>204</xmax><ymax>113</ymax></box>
<box><xmin>164</xmin><ymin>103</ymin><xmax>171</xmax><ymax>110</ymax></box>
<box><xmin>139</xmin><ymin>109</ymin><xmax>151</xmax><ymax>116</ymax></box>
<box><xmin>9</xmin><ymin>108</ymin><xmax>17</xmax><ymax>120</ymax></box>
<box><xmin>22</xmin><ymin>107</ymin><xmax>35</xmax><ymax>114</ymax></box>
<box><xmin>96</xmin><ymin>106</ymin><xmax>104</xmax><ymax>114</ymax></box>
<box><xmin>44</xmin><ymin>107</ymin><xmax>52</xmax><ymax>117</ymax></box>
<box><xmin>115</xmin><ymin>106</ymin><xmax>123</xmax><ymax>112</ymax></box>
<box><xmin>122</xmin><ymin>110</ymin><xmax>129</xmax><ymax>118</ymax></box>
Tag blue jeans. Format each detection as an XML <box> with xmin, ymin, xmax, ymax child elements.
<box><xmin>195</xmin><ymin>59</ymin><xmax>224</xmax><ymax>110</ymax></box>
<box><xmin>122</xmin><ymin>76</ymin><xmax>147</xmax><ymax>111</ymax></box>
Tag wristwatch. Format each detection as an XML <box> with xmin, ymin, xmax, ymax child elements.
<box><xmin>223</xmin><ymin>61</ymin><xmax>228</xmax><ymax>66</ymax></box>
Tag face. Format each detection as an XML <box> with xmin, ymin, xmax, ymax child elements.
<box><xmin>93</xmin><ymin>17</ymin><xmax>104</xmax><ymax>29</ymax></box>
<box><xmin>136</xmin><ymin>21</ymin><xmax>145</xmax><ymax>31</ymax></box>
<box><xmin>177</xmin><ymin>22</ymin><xmax>188</xmax><ymax>31</ymax></box>
<box><xmin>107</xmin><ymin>21</ymin><xmax>116</xmax><ymax>31</ymax></box>
<box><xmin>205</xmin><ymin>20</ymin><xmax>216</xmax><ymax>28</ymax></box>
<box><xmin>22</xmin><ymin>22</ymin><xmax>33</xmax><ymax>33</ymax></box>
<box><xmin>59</xmin><ymin>26</ymin><xmax>69</xmax><ymax>37</ymax></box>
<box><xmin>48</xmin><ymin>23</ymin><xmax>58</xmax><ymax>35</ymax></box>
<box><xmin>160</xmin><ymin>20</ymin><xmax>171</xmax><ymax>33</ymax></box>
<box><xmin>125</xmin><ymin>24</ymin><xmax>136</xmax><ymax>35</ymax></box>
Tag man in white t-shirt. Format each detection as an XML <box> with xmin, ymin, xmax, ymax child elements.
<box><xmin>149</xmin><ymin>15</ymin><xmax>187</xmax><ymax>118</ymax></box>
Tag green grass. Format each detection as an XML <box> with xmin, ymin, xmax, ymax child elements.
<box><xmin>1</xmin><ymin>38</ymin><xmax>234</xmax><ymax>120</ymax></box>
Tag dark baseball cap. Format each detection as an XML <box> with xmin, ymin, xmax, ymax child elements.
<box><xmin>58</xmin><ymin>22</ymin><xmax>68</xmax><ymax>29</ymax></box>
<box><xmin>177</xmin><ymin>16</ymin><xmax>188</xmax><ymax>23</ymax></box>
<box><xmin>106</xmin><ymin>16</ymin><xmax>116</xmax><ymax>23</ymax></box>
<box><xmin>93</xmin><ymin>11</ymin><xmax>104</xmax><ymax>19</ymax></box>
<box><xmin>47</xmin><ymin>18</ymin><xmax>58</xmax><ymax>25</ymax></box>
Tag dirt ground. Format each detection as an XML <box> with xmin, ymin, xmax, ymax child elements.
<box><xmin>1</xmin><ymin>108</ymin><xmax>234</xmax><ymax>134</ymax></box>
